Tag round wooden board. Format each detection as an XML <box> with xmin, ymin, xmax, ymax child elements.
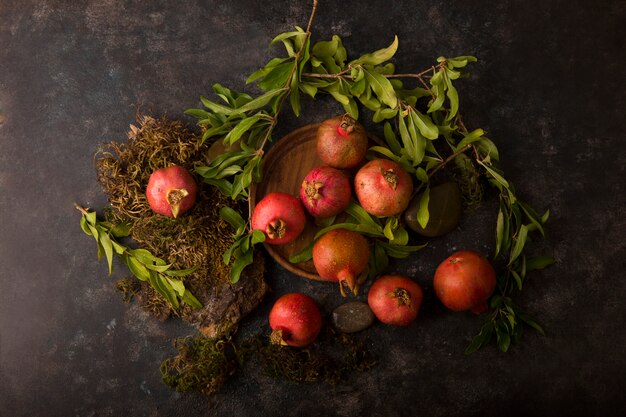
<box><xmin>250</xmin><ymin>123</ymin><xmax>324</xmax><ymax>280</ymax></box>
<box><xmin>250</xmin><ymin>123</ymin><xmax>383</xmax><ymax>280</ymax></box>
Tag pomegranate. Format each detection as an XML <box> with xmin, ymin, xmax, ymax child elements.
<box><xmin>433</xmin><ymin>250</ymin><xmax>497</xmax><ymax>313</ymax></box>
<box><xmin>146</xmin><ymin>165</ymin><xmax>198</xmax><ymax>218</ymax></box>
<box><xmin>312</xmin><ymin>228</ymin><xmax>370</xmax><ymax>296</ymax></box>
<box><xmin>354</xmin><ymin>159</ymin><xmax>413</xmax><ymax>217</ymax></box>
<box><xmin>269</xmin><ymin>293</ymin><xmax>322</xmax><ymax>347</ymax></box>
<box><xmin>251</xmin><ymin>192</ymin><xmax>306</xmax><ymax>245</ymax></box>
<box><xmin>299</xmin><ymin>166</ymin><xmax>351</xmax><ymax>219</ymax></box>
<box><xmin>316</xmin><ymin>114</ymin><xmax>368</xmax><ymax>169</ymax></box>
<box><xmin>367</xmin><ymin>274</ymin><xmax>423</xmax><ymax>326</ymax></box>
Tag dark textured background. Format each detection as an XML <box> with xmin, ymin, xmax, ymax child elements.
<box><xmin>1</xmin><ymin>1</ymin><xmax>625</xmax><ymax>416</ymax></box>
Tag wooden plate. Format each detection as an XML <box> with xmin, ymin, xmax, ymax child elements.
<box><xmin>250</xmin><ymin>124</ymin><xmax>323</xmax><ymax>279</ymax></box>
<box><xmin>250</xmin><ymin>123</ymin><xmax>380</xmax><ymax>280</ymax></box>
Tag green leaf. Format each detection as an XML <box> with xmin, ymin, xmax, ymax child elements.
<box><xmin>271</xmin><ymin>29</ymin><xmax>307</xmax><ymax>46</ymax></box>
<box><xmin>456</xmin><ymin>129</ymin><xmax>485</xmax><ymax>150</ymax></box>
<box><xmin>164</xmin><ymin>265</ymin><xmax>200</xmax><ymax>277</ymax></box>
<box><xmin>377</xmin><ymin>241</ymin><xmax>427</xmax><ymax>258</ymax></box>
<box><xmin>125</xmin><ymin>256</ymin><xmax>150</xmax><ymax>281</ymax></box>
<box><xmin>202</xmin><ymin>178</ymin><xmax>234</xmax><ymax>197</ymax></box>
<box><xmin>184</xmin><ymin>108</ymin><xmax>211</xmax><ymax>120</ymax></box>
<box><xmin>162</xmin><ymin>276</ymin><xmax>185</xmax><ymax>298</ymax></box>
<box><xmin>519</xmin><ymin>201</ymin><xmax>546</xmax><ymax>237</ymax></box>
<box><xmin>85</xmin><ymin>210</ymin><xmax>97</xmax><ymax>226</ymax></box>
<box><xmin>428</xmin><ymin>82</ymin><xmax>445</xmax><ymax>113</ymax></box>
<box><xmin>289</xmin><ymin>241</ymin><xmax>314</xmax><ymax>263</ymax></box>
<box><xmin>497</xmin><ymin>328</ymin><xmax>511</xmax><ymax>352</ymax></box>
<box><xmin>149</xmin><ymin>270</ymin><xmax>179</xmax><ymax>308</ymax></box>
<box><xmin>350</xmin><ymin>75</ymin><xmax>367</xmax><ymax>97</ymax></box>
<box><xmin>526</xmin><ymin>256</ymin><xmax>555</xmax><ymax>271</ymax></box>
<box><xmin>391</xmin><ymin>225</ymin><xmax>409</xmax><ymax>246</ymax></box>
<box><xmin>415</xmin><ymin>167</ymin><xmax>428</xmax><ymax>183</ymax></box>
<box><xmin>495</xmin><ymin>206</ymin><xmax>506</xmax><ymax>258</ymax></box>
<box><xmin>80</xmin><ymin>216</ymin><xmax>92</xmax><ymax>236</ymax></box>
<box><xmin>246</xmin><ymin>57</ymin><xmax>290</xmax><ymax>84</ymax></box>
<box><xmin>383</xmin><ymin>217</ymin><xmax>396</xmax><ymax>241</ymax></box>
<box><xmin>230</xmin><ymin>248</ymin><xmax>254</xmax><ymax>284</ymax></box>
<box><xmin>417</xmin><ymin>186</ymin><xmax>430</xmax><ymax>229</ymax></box>
<box><xmin>509</xmin><ymin>224</ymin><xmax>529</xmax><ymax>264</ymax></box>
<box><xmin>412</xmin><ymin>109</ymin><xmax>439</xmax><ymax>140</ymax></box>
<box><xmin>182</xmin><ymin>290</ymin><xmax>202</xmax><ymax>309</ymax></box>
<box><xmin>479</xmin><ymin>161</ymin><xmax>510</xmax><ymax>189</ymax></box>
<box><xmin>511</xmin><ymin>269</ymin><xmax>523</xmax><ymax>290</ymax></box>
<box><xmin>200</xmin><ymin>96</ymin><xmax>234</xmax><ymax>115</ymax></box>
<box><xmin>144</xmin><ymin>263</ymin><xmax>173</xmax><ymax>273</ymax></box>
<box><xmin>430</xmin><ymin>69</ymin><xmax>444</xmax><ymax>85</ymax></box>
<box><xmin>350</xmin><ymin>35</ymin><xmax>398</xmax><ymax>66</ymax></box>
<box><xmin>447</xmin><ymin>56</ymin><xmax>477</xmax><ymax>68</ymax></box>
<box><xmin>257</xmin><ymin>62</ymin><xmax>294</xmax><ymax>91</ymax></box>
<box><xmin>364</xmin><ymin>69</ymin><xmax>397</xmax><ymax>108</ymax></box>
<box><xmin>99</xmin><ymin>232</ymin><xmax>114</xmax><ymax>275</ymax></box>
<box><xmin>290</xmin><ymin>76</ymin><xmax>301</xmax><ymax>116</ymax></box>
<box><xmin>407</xmin><ymin>112</ymin><xmax>427</xmax><ymax>165</ymax></box>
<box><xmin>233</xmin><ymin>88</ymin><xmax>288</xmax><ymax>115</ymax></box>
<box><xmin>300</xmin><ymin>82</ymin><xmax>317</xmax><ymax>98</ymax></box>
<box><xmin>345</xmin><ymin>201</ymin><xmax>382</xmax><ymax>231</ymax></box>
<box><xmin>476</xmin><ymin>137</ymin><xmax>500</xmax><ymax>162</ymax></box>
<box><xmin>518</xmin><ymin>312</ymin><xmax>545</xmax><ymax>335</ymax></box>
<box><xmin>369</xmin><ymin>145</ymin><xmax>400</xmax><ymax>162</ymax></box>
<box><xmin>109</xmin><ymin>222</ymin><xmax>131</xmax><ymax>238</ymax></box>
<box><xmin>312</xmin><ymin>36</ymin><xmax>338</xmax><ymax>57</ymax></box>
<box><xmin>444</xmin><ymin>77</ymin><xmax>459</xmax><ymax>121</ymax></box>
<box><xmin>251</xmin><ymin>229</ymin><xmax>266</xmax><ymax>245</ymax></box>
<box><xmin>128</xmin><ymin>248</ymin><xmax>163</xmax><ymax>266</ymax></box>
<box><xmin>224</xmin><ymin>115</ymin><xmax>261</xmax><ymax>145</ymax></box>
<box><xmin>465</xmin><ymin>322</ymin><xmax>493</xmax><ymax>354</ymax></box>
<box><xmin>383</xmin><ymin>121</ymin><xmax>402</xmax><ymax>155</ymax></box>
<box><xmin>369</xmin><ymin>242</ymin><xmax>389</xmax><ymax>279</ymax></box>
<box><xmin>398</xmin><ymin>112</ymin><xmax>414</xmax><ymax>158</ymax></box>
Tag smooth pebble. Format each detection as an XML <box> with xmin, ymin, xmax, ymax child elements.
<box><xmin>332</xmin><ymin>301</ymin><xmax>375</xmax><ymax>333</ymax></box>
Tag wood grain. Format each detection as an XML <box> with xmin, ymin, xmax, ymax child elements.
<box><xmin>250</xmin><ymin>123</ymin><xmax>324</xmax><ymax>280</ymax></box>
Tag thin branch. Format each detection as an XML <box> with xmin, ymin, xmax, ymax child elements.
<box><xmin>306</xmin><ymin>0</ymin><xmax>319</xmax><ymax>33</ymax></box>
<box><xmin>413</xmin><ymin>144</ymin><xmax>473</xmax><ymax>196</ymax></box>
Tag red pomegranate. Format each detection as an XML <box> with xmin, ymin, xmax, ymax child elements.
<box><xmin>251</xmin><ymin>192</ymin><xmax>306</xmax><ymax>245</ymax></box>
<box><xmin>146</xmin><ymin>165</ymin><xmax>198</xmax><ymax>218</ymax></box>
<box><xmin>354</xmin><ymin>159</ymin><xmax>413</xmax><ymax>217</ymax></box>
<box><xmin>433</xmin><ymin>250</ymin><xmax>497</xmax><ymax>313</ymax></box>
<box><xmin>312</xmin><ymin>228</ymin><xmax>370</xmax><ymax>296</ymax></box>
<box><xmin>316</xmin><ymin>114</ymin><xmax>368</xmax><ymax>169</ymax></box>
<box><xmin>367</xmin><ymin>274</ymin><xmax>423</xmax><ymax>326</ymax></box>
<box><xmin>299</xmin><ymin>166</ymin><xmax>351</xmax><ymax>219</ymax></box>
<box><xmin>269</xmin><ymin>293</ymin><xmax>322</xmax><ymax>347</ymax></box>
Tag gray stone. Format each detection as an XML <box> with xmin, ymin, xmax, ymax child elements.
<box><xmin>332</xmin><ymin>301</ymin><xmax>375</xmax><ymax>333</ymax></box>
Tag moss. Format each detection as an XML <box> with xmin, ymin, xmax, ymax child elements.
<box><xmin>160</xmin><ymin>328</ymin><xmax>377</xmax><ymax>395</ymax></box>
<box><xmin>114</xmin><ymin>277</ymin><xmax>141</xmax><ymax>303</ymax></box>
<box><xmin>94</xmin><ymin>115</ymin><xmax>261</xmax><ymax>324</ymax></box>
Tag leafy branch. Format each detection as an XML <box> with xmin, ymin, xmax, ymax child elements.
<box><xmin>298</xmin><ymin>33</ymin><xmax>554</xmax><ymax>351</ymax></box>
<box><xmin>76</xmin><ymin>204</ymin><xmax>202</xmax><ymax>309</ymax></box>
<box><xmin>184</xmin><ymin>1</ymin><xmax>552</xmax><ymax>353</ymax></box>
<box><xmin>288</xmin><ymin>200</ymin><xmax>427</xmax><ymax>279</ymax></box>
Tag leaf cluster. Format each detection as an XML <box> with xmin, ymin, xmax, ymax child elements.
<box><xmin>289</xmin><ymin>201</ymin><xmax>427</xmax><ymax>280</ymax></box>
<box><xmin>184</xmin><ymin>23</ymin><xmax>554</xmax><ymax>352</ymax></box>
<box><xmin>218</xmin><ymin>206</ymin><xmax>265</xmax><ymax>284</ymax></box>
<box><xmin>77</xmin><ymin>205</ymin><xmax>202</xmax><ymax>309</ymax></box>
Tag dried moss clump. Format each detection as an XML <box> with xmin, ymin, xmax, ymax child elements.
<box><xmin>160</xmin><ymin>329</ymin><xmax>377</xmax><ymax>395</ymax></box>
<box><xmin>96</xmin><ymin>115</ymin><xmax>267</xmax><ymax>336</ymax></box>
